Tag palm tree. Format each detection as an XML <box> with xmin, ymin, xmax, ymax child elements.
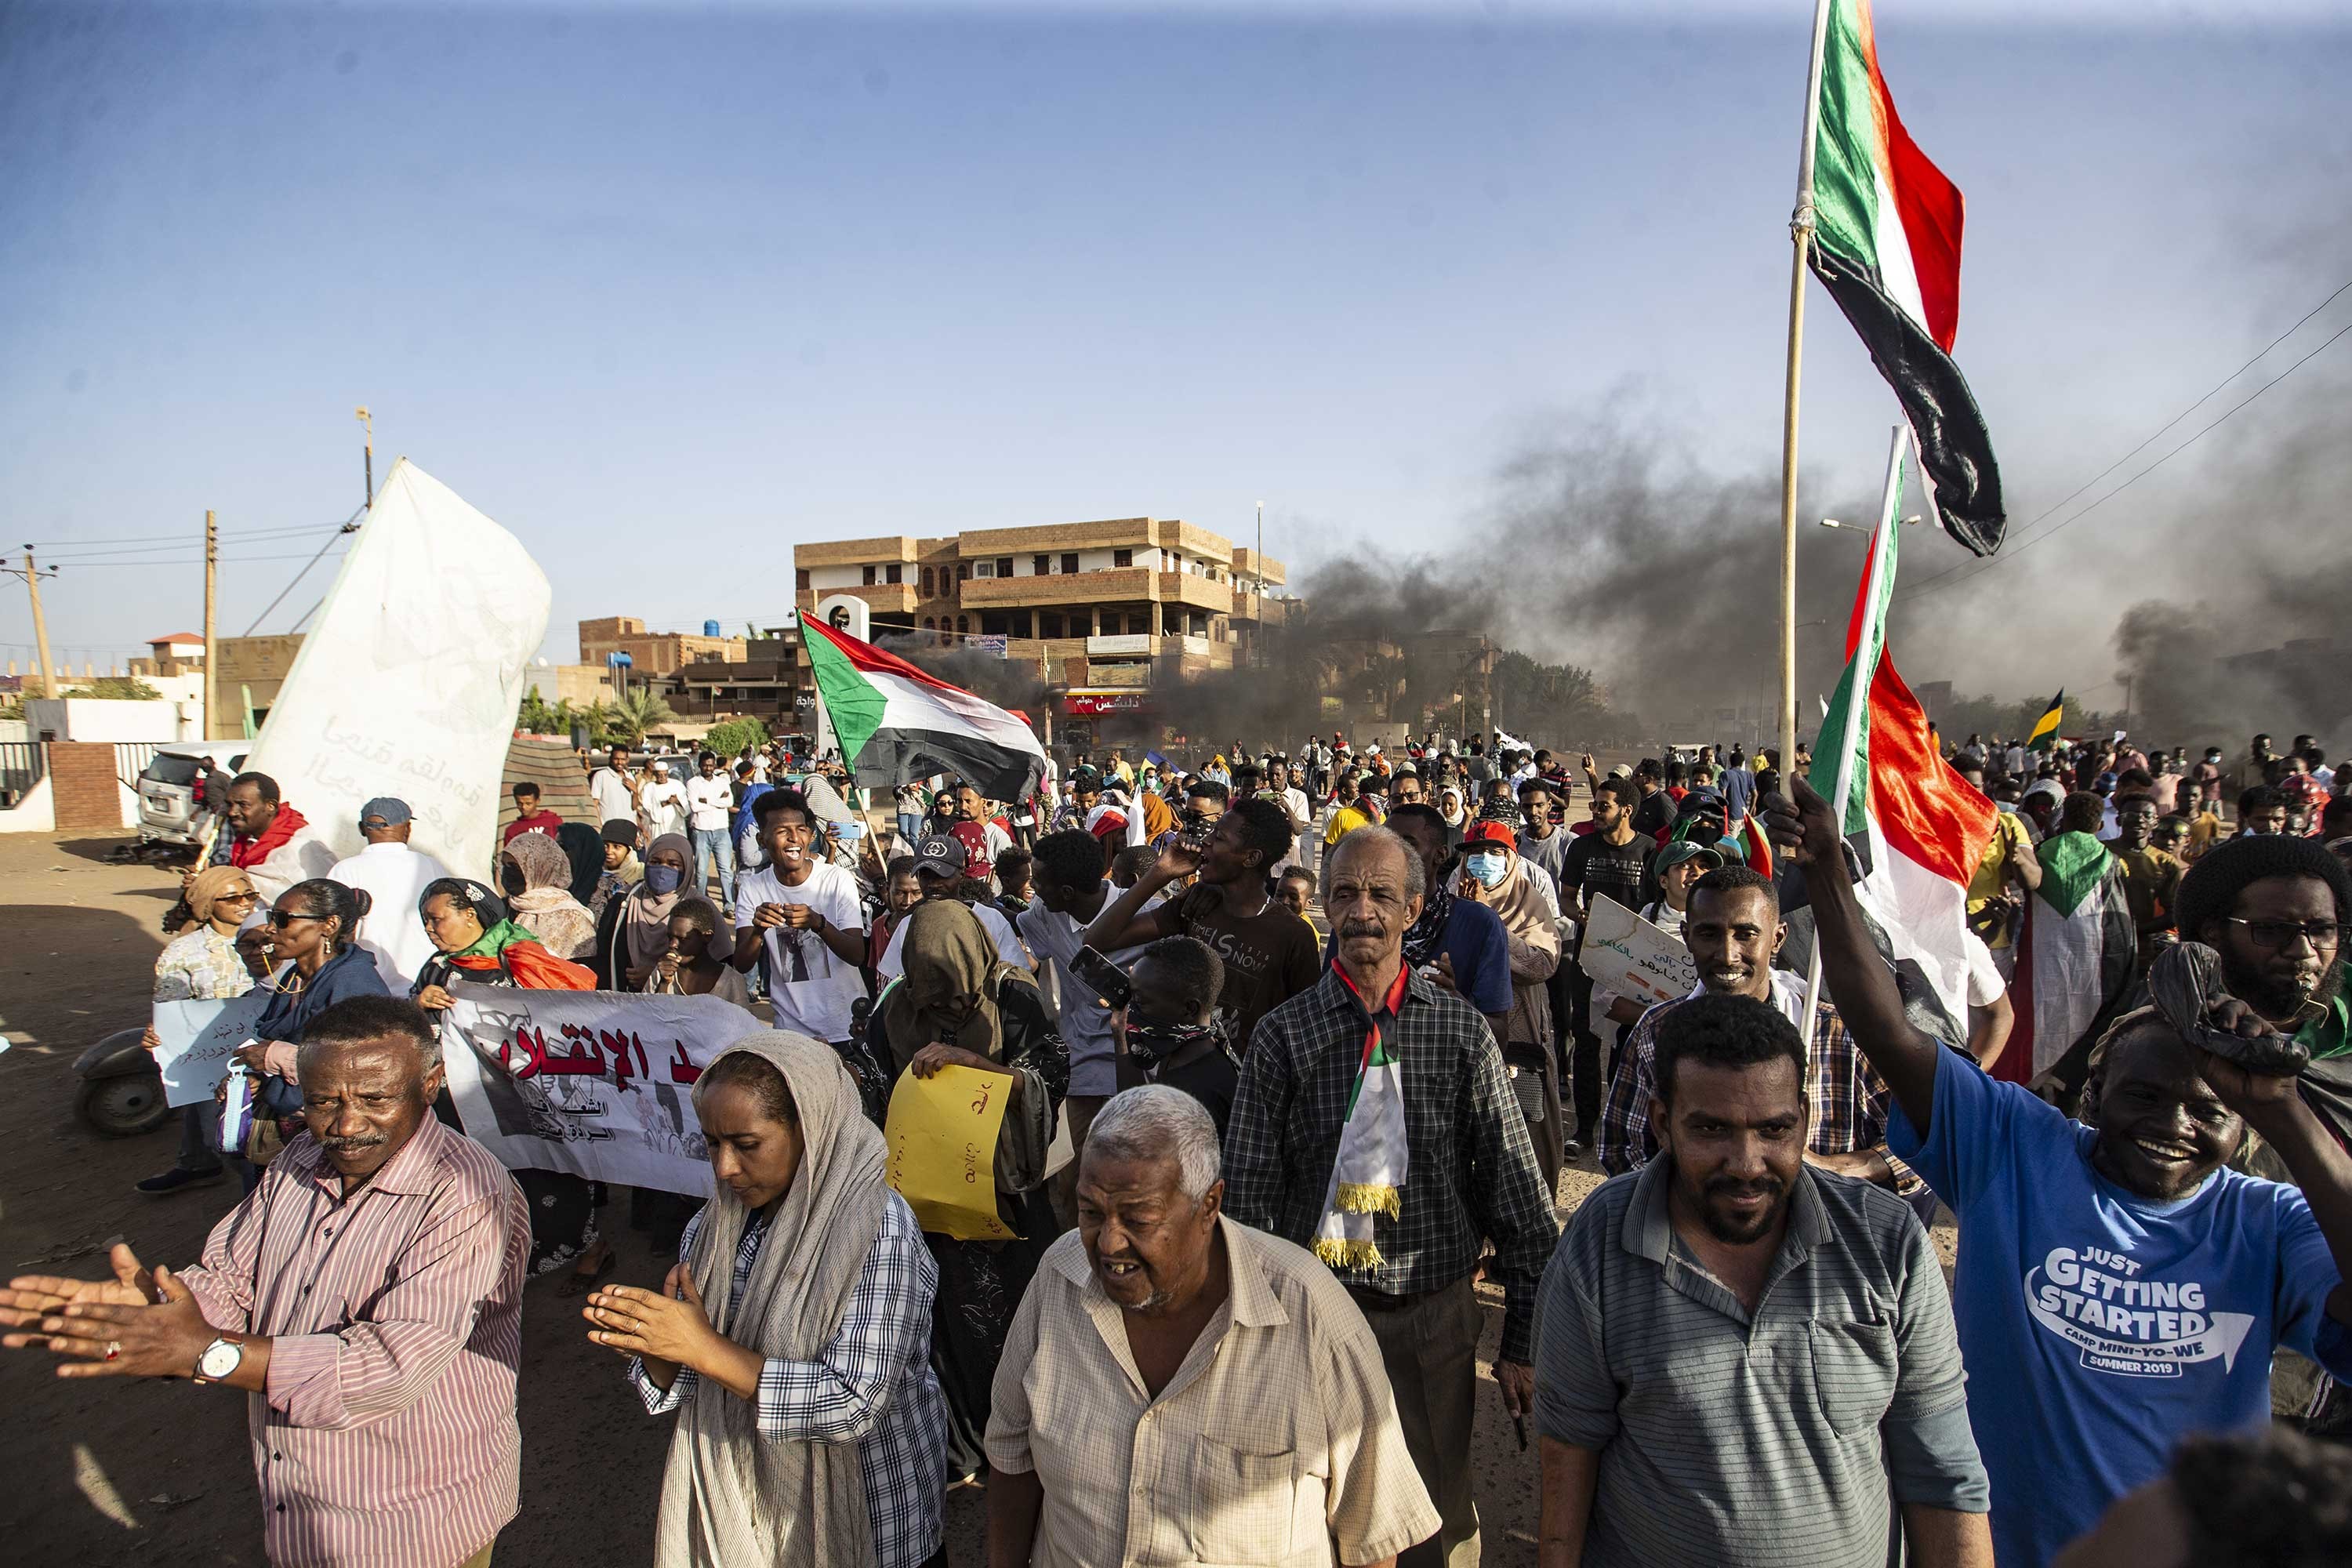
<box><xmin>604</xmin><ymin>688</ymin><xmax>677</xmax><ymax>745</ymax></box>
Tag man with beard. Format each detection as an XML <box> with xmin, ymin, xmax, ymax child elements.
<box><xmin>1225</xmin><ymin>826</ymin><xmax>1555</xmax><ymax>1568</ymax></box>
<box><xmin>1596</xmin><ymin>867</ymin><xmax>1924</xmax><ymax>1214</ymax></box>
<box><xmin>198</xmin><ymin>771</ymin><xmax>337</xmax><ymax>905</ymax></box>
<box><xmin>1535</xmin><ymin>992</ymin><xmax>1990</xmax><ymax>1568</ymax></box>
<box><xmin>1769</xmin><ymin>776</ymin><xmax>2352</xmax><ymax>1568</ymax></box>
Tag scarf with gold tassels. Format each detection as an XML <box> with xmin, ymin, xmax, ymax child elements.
<box><xmin>1313</xmin><ymin>963</ymin><xmax>1412</xmax><ymax>1272</ymax></box>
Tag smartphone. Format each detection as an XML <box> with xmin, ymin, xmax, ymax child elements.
<box><xmin>220</xmin><ymin>1058</ymin><xmax>256</xmax><ymax>1156</ymax></box>
<box><xmin>1177</xmin><ymin>810</ymin><xmax>1211</xmax><ymax>855</ymax></box>
<box><xmin>1069</xmin><ymin>944</ymin><xmax>1133</xmax><ymax>1010</ymax></box>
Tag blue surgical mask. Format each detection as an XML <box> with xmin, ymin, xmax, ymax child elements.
<box><xmin>1464</xmin><ymin>851</ymin><xmax>1508</xmax><ymax>889</ymax></box>
<box><xmin>644</xmin><ymin>865</ymin><xmax>684</xmax><ymax>895</ymax></box>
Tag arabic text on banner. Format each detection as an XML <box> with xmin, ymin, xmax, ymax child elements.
<box><xmin>883</xmin><ymin>1064</ymin><xmax>1016</xmax><ymax>1242</ymax></box>
<box><xmin>1575</xmin><ymin>894</ymin><xmax>1697</xmax><ymax>1008</ymax></box>
<box><xmin>437</xmin><ymin>981</ymin><xmax>764</xmax><ymax>1197</ymax></box>
<box><xmin>153</xmin><ymin>993</ymin><xmax>271</xmax><ymax>1108</ymax></box>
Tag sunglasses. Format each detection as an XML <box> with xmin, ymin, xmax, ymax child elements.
<box><xmin>267</xmin><ymin>910</ymin><xmax>332</xmax><ymax>929</ymax></box>
<box><xmin>215</xmin><ymin>888</ymin><xmax>260</xmax><ymax>905</ymax></box>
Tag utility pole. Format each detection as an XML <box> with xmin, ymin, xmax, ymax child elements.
<box><xmin>1253</xmin><ymin>499</ymin><xmax>1264</xmax><ymax>668</ymax></box>
<box><xmin>2</xmin><ymin>548</ymin><xmax>60</xmax><ymax>699</ymax></box>
<box><xmin>356</xmin><ymin>406</ymin><xmax>374</xmax><ymax>510</ymax></box>
<box><xmin>203</xmin><ymin>511</ymin><xmax>220</xmax><ymax>741</ymax></box>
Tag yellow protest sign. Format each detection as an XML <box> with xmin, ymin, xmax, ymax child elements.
<box><xmin>884</xmin><ymin>1064</ymin><xmax>1017</xmax><ymax>1242</ymax></box>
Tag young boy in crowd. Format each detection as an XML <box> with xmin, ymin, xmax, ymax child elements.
<box><xmin>1112</xmin><ymin>935</ymin><xmax>1238</xmax><ymax>1138</ymax></box>
<box><xmin>1276</xmin><ymin>866</ymin><xmax>1318</xmax><ymax>930</ymax></box>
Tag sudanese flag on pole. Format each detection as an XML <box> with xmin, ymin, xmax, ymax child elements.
<box><xmin>799</xmin><ymin>611</ymin><xmax>1047</xmax><ymax>805</ymax></box>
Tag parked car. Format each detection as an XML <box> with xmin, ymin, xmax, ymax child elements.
<box><xmin>135</xmin><ymin>740</ymin><xmax>250</xmax><ymax>854</ymax></box>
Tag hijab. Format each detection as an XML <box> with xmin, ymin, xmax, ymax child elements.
<box><xmin>557</xmin><ymin>822</ymin><xmax>606</xmax><ymax>905</ymax></box>
<box><xmin>504</xmin><ymin>829</ymin><xmax>599</xmax><ymax>959</ymax></box>
<box><xmin>185</xmin><ymin>864</ymin><xmax>249</xmax><ymax>925</ymax></box>
<box><xmin>879</xmin><ymin>898</ymin><xmax>1007</xmax><ymax>1071</ymax></box>
<box><xmin>1437</xmin><ymin>788</ymin><xmax>1467</xmax><ymax>828</ymax></box>
<box><xmin>657</xmin><ymin>1033</ymin><xmax>888</xmax><ymax>1568</ymax></box>
<box><xmin>626</xmin><ymin>833</ymin><xmax>695</xmax><ymax>971</ymax></box>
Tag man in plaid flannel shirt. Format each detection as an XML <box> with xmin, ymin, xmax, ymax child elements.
<box><xmin>1225</xmin><ymin>826</ymin><xmax>1558</xmax><ymax>1568</ymax></box>
<box><xmin>1596</xmin><ymin>865</ymin><xmax>1924</xmax><ymax>1210</ymax></box>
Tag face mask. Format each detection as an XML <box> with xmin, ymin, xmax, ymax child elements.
<box><xmin>644</xmin><ymin>865</ymin><xmax>684</xmax><ymax>895</ymax></box>
<box><xmin>1124</xmin><ymin>1015</ymin><xmax>1218</xmax><ymax>1072</ymax></box>
<box><xmin>1464</xmin><ymin>851</ymin><xmax>1509</xmax><ymax>889</ymax></box>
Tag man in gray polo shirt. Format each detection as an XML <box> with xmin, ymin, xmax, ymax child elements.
<box><xmin>1533</xmin><ymin>991</ymin><xmax>1991</xmax><ymax>1568</ymax></box>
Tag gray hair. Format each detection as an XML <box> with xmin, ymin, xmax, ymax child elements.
<box><xmin>1084</xmin><ymin>1085</ymin><xmax>1222</xmax><ymax>1200</ymax></box>
<box><xmin>1320</xmin><ymin>824</ymin><xmax>1427</xmax><ymax>908</ymax></box>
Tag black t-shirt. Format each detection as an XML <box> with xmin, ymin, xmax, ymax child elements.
<box><xmin>1629</xmin><ymin>787</ymin><xmax>1674</xmax><ymax>840</ymax></box>
<box><xmin>1560</xmin><ymin>831</ymin><xmax>1653</xmax><ymax>952</ymax></box>
<box><xmin>1153</xmin><ymin>1048</ymin><xmax>1240</xmax><ymax>1139</ymax></box>
<box><xmin>1173</xmin><ymin>884</ymin><xmax>1325</xmax><ymax>1054</ymax></box>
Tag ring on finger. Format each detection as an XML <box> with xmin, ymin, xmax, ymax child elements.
<box><xmin>105</xmin><ymin>1341</ymin><xmax>122</xmax><ymax>1362</ymax></box>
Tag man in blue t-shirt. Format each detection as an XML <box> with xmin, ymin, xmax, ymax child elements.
<box><xmin>1382</xmin><ymin>804</ymin><xmax>1514</xmax><ymax>1027</ymax></box>
<box><xmin>1770</xmin><ymin>776</ymin><xmax>2352</xmax><ymax>1568</ymax></box>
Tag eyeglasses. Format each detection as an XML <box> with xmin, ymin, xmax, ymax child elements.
<box><xmin>267</xmin><ymin>910</ymin><xmax>331</xmax><ymax>929</ymax></box>
<box><xmin>2225</xmin><ymin>917</ymin><xmax>2346</xmax><ymax>952</ymax></box>
<box><xmin>216</xmin><ymin>889</ymin><xmax>260</xmax><ymax>905</ymax></box>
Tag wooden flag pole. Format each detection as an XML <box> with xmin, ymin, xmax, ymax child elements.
<box><xmin>1779</xmin><ymin>0</ymin><xmax>1837</xmax><ymax>779</ymax></box>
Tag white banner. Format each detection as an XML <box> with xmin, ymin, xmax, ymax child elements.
<box><xmin>242</xmin><ymin>459</ymin><xmax>551</xmax><ymax>880</ymax></box>
<box><xmin>152</xmin><ymin>993</ymin><xmax>271</xmax><ymax>1108</ymax></box>
<box><xmin>1575</xmin><ymin>895</ymin><xmax>1697</xmax><ymax>1009</ymax></box>
<box><xmin>437</xmin><ymin>981</ymin><xmax>764</xmax><ymax>1196</ymax></box>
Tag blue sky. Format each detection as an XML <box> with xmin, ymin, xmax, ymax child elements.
<box><xmin>2</xmin><ymin>0</ymin><xmax>2347</xmax><ymax>710</ymax></box>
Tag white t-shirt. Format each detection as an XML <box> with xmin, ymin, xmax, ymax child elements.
<box><xmin>640</xmin><ymin>777</ymin><xmax>688</xmax><ymax>839</ymax></box>
<box><xmin>590</xmin><ymin>767</ymin><xmax>637</xmax><ymax>828</ymax></box>
<box><xmin>733</xmin><ymin>860</ymin><xmax>868</xmax><ymax>1043</ymax></box>
<box><xmin>1962</xmin><ymin>928</ymin><xmax>2006</xmax><ymax>1009</ymax></box>
<box><xmin>877</xmin><ymin>898</ymin><xmax>1030</xmax><ymax>982</ymax></box>
<box><xmin>328</xmin><ymin>840</ymin><xmax>452</xmax><ymax>991</ymax></box>
<box><xmin>686</xmin><ymin>775</ymin><xmax>734</xmax><ymax>832</ymax></box>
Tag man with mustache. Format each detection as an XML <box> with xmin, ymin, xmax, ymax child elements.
<box><xmin>1534</xmin><ymin>991</ymin><xmax>1991</xmax><ymax>1568</ymax></box>
<box><xmin>1769</xmin><ymin>778</ymin><xmax>2352</xmax><ymax>1568</ymax></box>
<box><xmin>1</xmin><ymin>996</ymin><xmax>530</xmax><ymax>1568</ymax></box>
<box><xmin>985</xmin><ymin>1085</ymin><xmax>1439</xmax><ymax>1567</ymax></box>
<box><xmin>1596</xmin><ymin>865</ymin><xmax>1924</xmax><ymax>1214</ymax></box>
<box><xmin>1225</xmin><ymin>826</ymin><xmax>1555</xmax><ymax>1568</ymax></box>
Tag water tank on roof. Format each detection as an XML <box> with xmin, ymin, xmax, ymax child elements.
<box><xmin>704</xmin><ymin>620</ymin><xmax>721</xmax><ymax>637</ymax></box>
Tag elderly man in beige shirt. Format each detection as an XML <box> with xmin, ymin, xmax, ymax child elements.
<box><xmin>985</xmin><ymin>1085</ymin><xmax>1438</xmax><ymax>1568</ymax></box>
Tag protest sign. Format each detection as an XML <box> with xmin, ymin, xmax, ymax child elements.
<box><xmin>437</xmin><ymin>982</ymin><xmax>763</xmax><ymax>1197</ymax></box>
<box><xmin>1576</xmin><ymin>894</ymin><xmax>1697</xmax><ymax>1008</ymax></box>
<box><xmin>884</xmin><ymin>1064</ymin><xmax>1016</xmax><ymax>1242</ymax></box>
<box><xmin>152</xmin><ymin>993</ymin><xmax>270</xmax><ymax>1108</ymax></box>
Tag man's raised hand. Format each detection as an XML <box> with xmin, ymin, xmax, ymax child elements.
<box><xmin>1762</xmin><ymin>775</ymin><xmax>1842</xmax><ymax>869</ymax></box>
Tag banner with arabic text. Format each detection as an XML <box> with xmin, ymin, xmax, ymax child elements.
<box><xmin>437</xmin><ymin>981</ymin><xmax>764</xmax><ymax>1196</ymax></box>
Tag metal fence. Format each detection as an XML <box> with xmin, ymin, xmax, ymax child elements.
<box><xmin>114</xmin><ymin>742</ymin><xmax>162</xmax><ymax>793</ymax></box>
<box><xmin>0</xmin><ymin>740</ymin><xmax>45</xmax><ymax>808</ymax></box>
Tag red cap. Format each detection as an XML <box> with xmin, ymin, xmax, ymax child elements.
<box><xmin>1460</xmin><ymin>819</ymin><xmax>1516</xmax><ymax>849</ymax></box>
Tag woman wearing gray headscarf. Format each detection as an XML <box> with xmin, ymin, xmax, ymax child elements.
<box><xmin>584</xmin><ymin>1033</ymin><xmax>949</xmax><ymax>1568</ymax></box>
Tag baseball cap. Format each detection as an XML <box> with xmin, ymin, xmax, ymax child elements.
<box><xmin>1654</xmin><ymin>838</ymin><xmax>1725</xmax><ymax>874</ymax></box>
<box><xmin>358</xmin><ymin>797</ymin><xmax>412</xmax><ymax>827</ymax></box>
<box><xmin>913</xmin><ymin>833</ymin><xmax>967</xmax><ymax>879</ymax></box>
<box><xmin>1460</xmin><ymin>819</ymin><xmax>1517</xmax><ymax>851</ymax></box>
<box><xmin>1609</xmin><ymin>763</ymin><xmax>1635</xmax><ymax>780</ymax></box>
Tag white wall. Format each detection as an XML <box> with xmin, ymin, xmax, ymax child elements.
<box><xmin>0</xmin><ymin>773</ymin><xmax>55</xmax><ymax>833</ymax></box>
<box><xmin>24</xmin><ymin>698</ymin><xmax>188</xmax><ymax>742</ymax></box>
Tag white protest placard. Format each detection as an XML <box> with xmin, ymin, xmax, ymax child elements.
<box><xmin>437</xmin><ymin>982</ymin><xmax>765</xmax><ymax>1197</ymax></box>
<box><xmin>1576</xmin><ymin>895</ymin><xmax>1696</xmax><ymax>1009</ymax></box>
<box><xmin>153</xmin><ymin>993</ymin><xmax>271</xmax><ymax>1108</ymax></box>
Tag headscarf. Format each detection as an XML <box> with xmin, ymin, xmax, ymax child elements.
<box><xmin>657</xmin><ymin>1032</ymin><xmax>888</xmax><ymax>1568</ymax></box>
<box><xmin>1437</xmin><ymin>788</ymin><xmax>1467</xmax><ymax>828</ymax></box>
<box><xmin>879</xmin><ymin>898</ymin><xmax>1007</xmax><ymax>1072</ymax></box>
<box><xmin>557</xmin><ymin>822</ymin><xmax>606</xmax><ymax>905</ymax></box>
<box><xmin>626</xmin><ymin>833</ymin><xmax>695</xmax><ymax>971</ymax></box>
<box><xmin>422</xmin><ymin>879</ymin><xmax>596</xmax><ymax>993</ymax></box>
<box><xmin>185</xmin><ymin>865</ymin><xmax>250</xmax><ymax>925</ymax></box>
<box><xmin>503</xmin><ymin>829</ymin><xmax>599</xmax><ymax>959</ymax></box>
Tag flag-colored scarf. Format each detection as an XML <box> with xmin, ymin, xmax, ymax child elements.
<box><xmin>228</xmin><ymin>803</ymin><xmax>307</xmax><ymax>869</ymax></box>
<box><xmin>444</xmin><ymin>917</ymin><xmax>597</xmax><ymax>991</ymax></box>
<box><xmin>1313</xmin><ymin>964</ymin><xmax>1412</xmax><ymax>1273</ymax></box>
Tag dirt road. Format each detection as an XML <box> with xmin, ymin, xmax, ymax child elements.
<box><xmin>1</xmin><ymin>828</ymin><xmax>1571</xmax><ymax>1566</ymax></box>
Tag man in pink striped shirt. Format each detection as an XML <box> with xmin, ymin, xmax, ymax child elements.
<box><xmin>0</xmin><ymin>996</ymin><xmax>530</xmax><ymax>1568</ymax></box>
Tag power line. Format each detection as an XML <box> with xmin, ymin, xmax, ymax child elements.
<box><xmin>241</xmin><ymin>524</ymin><xmax>358</xmax><ymax>635</ymax></box>
<box><xmin>1896</xmin><ymin>305</ymin><xmax>2352</xmax><ymax>606</ymax></box>
<box><xmin>24</xmin><ymin>517</ymin><xmax>361</xmax><ymax>551</ymax></box>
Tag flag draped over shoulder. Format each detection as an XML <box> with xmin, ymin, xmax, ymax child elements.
<box><xmin>2027</xmin><ymin>690</ymin><xmax>2066</xmax><ymax>753</ymax></box>
<box><xmin>799</xmin><ymin>611</ymin><xmax>1047</xmax><ymax>803</ymax></box>
<box><xmin>1808</xmin><ymin>0</ymin><xmax>2005</xmax><ymax>556</ymax></box>
<box><xmin>2003</xmin><ymin>833</ymin><xmax>2137</xmax><ymax>1083</ymax></box>
<box><xmin>1807</xmin><ymin>460</ymin><xmax>1996</xmax><ymax>1041</ymax></box>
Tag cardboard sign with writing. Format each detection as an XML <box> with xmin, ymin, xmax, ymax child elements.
<box><xmin>437</xmin><ymin>981</ymin><xmax>764</xmax><ymax>1197</ymax></box>
<box><xmin>884</xmin><ymin>1064</ymin><xmax>1015</xmax><ymax>1242</ymax></box>
<box><xmin>153</xmin><ymin>993</ymin><xmax>270</xmax><ymax>1108</ymax></box>
<box><xmin>1576</xmin><ymin>895</ymin><xmax>1696</xmax><ymax>1008</ymax></box>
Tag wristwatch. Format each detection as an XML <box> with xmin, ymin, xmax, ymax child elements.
<box><xmin>192</xmin><ymin>1335</ymin><xmax>245</xmax><ymax>1385</ymax></box>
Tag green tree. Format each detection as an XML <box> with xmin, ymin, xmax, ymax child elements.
<box><xmin>87</xmin><ymin>674</ymin><xmax>163</xmax><ymax>700</ymax></box>
<box><xmin>604</xmin><ymin>688</ymin><xmax>677</xmax><ymax>745</ymax></box>
<box><xmin>701</xmin><ymin>717</ymin><xmax>770</xmax><ymax>757</ymax></box>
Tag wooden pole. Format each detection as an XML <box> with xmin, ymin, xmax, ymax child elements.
<box><xmin>203</xmin><ymin>510</ymin><xmax>220</xmax><ymax>741</ymax></box>
<box><xmin>23</xmin><ymin>548</ymin><xmax>58</xmax><ymax>699</ymax></box>
<box><xmin>1779</xmin><ymin>0</ymin><xmax>1836</xmax><ymax>779</ymax></box>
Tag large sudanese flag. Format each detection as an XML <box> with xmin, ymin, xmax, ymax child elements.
<box><xmin>1808</xmin><ymin>0</ymin><xmax>2006</xmax><ymax>557</ymax></box>
<box><xmin>1806</xmin><ymin>464</ymin><xmax>1996</xmax><ymax>1045</ymax></box>
<box><xmin>797</xmin><ymin>611</ymin><xmax>1047</xmax><ymax>804</ymax></box>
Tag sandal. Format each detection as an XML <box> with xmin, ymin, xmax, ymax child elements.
<box><xmin>557</xmin><ymin>1247</ymin><xmax>618</xmax><ymax>1298</ymax></box>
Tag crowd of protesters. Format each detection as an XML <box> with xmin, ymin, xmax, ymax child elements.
<box><xmin>5</xmin><ymin>717</ymin><xmax>2352</xmax><ymax>1568</ymax></box>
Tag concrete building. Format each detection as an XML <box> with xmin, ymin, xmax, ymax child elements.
<box><xmin>209</xmin><ymin>634</ymin><xmax>307</xmax><ymax>739</ymax></box>
<box><xmin>128</xmin><ymin>632</ymin><xmax>207</xmax><ymax>679</ymax></box>
<box><xmin>576</xmin><ymin>616</ymin><xmax>746</xmax><ymax>677</ymax></box>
